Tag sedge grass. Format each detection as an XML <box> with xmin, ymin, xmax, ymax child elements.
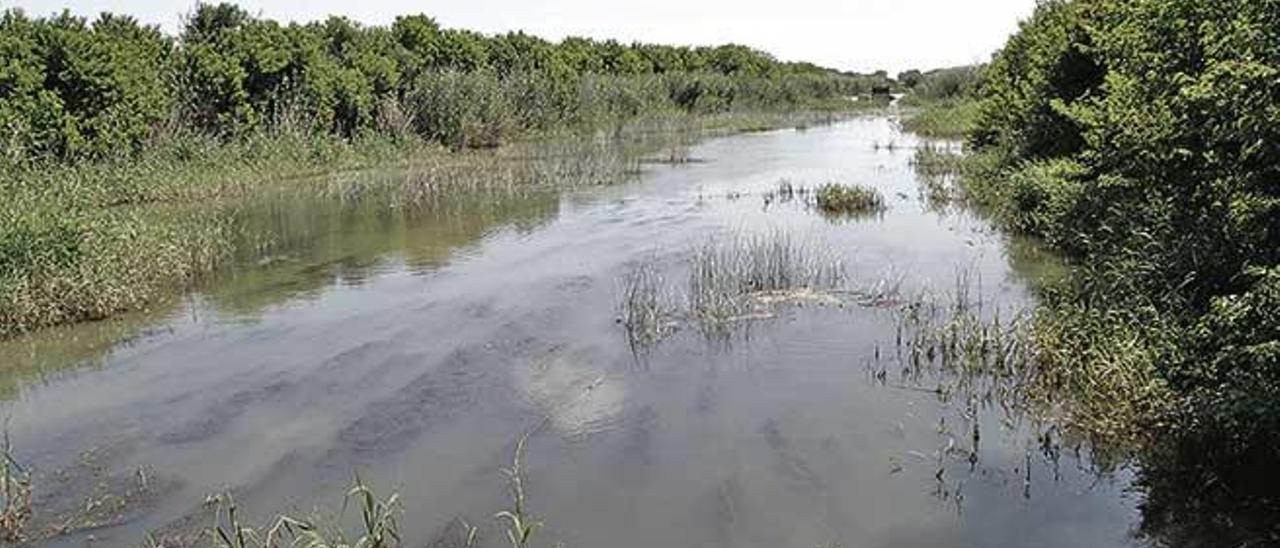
<box><xmin>812</xmin><ymin>183</ymin><xmax>887</xmax><ymax>217</ymax></box>
<box><xmin>884</xmin><ymin>271</ymin><xmax>1172</xmax><ymax>461</ymax></box>
<box><xmin>618</xmin><ymin>231</ymin><xmax>848</xmax><ymax>344</ymax></box>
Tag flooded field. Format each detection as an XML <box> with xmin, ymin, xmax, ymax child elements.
<box><xmin>0</xmin><ymin>118</ymin><xmax>1142</xmax><ymax>547</ymax></box>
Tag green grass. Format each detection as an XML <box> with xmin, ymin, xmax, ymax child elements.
<box><xmin>194</xmin><ymin>437</ymin><xmax>550</xmax><ymax>548</ymax></box>
<box><xmin>204</xmin><ymin>476</ymin><xmax>402</xmax><ymax>548</ymax></box>
<box><xmin>813</xmin><ymin>183</ymin><xmax>887</xmax><ymax>216</ymax></box>
<box><xmin>900</xmin><ymin>99</ymin><xmax>980</xmax><ymax>139</ymax></box>
<box><xmin>618</xmin><ymin>231</ymin><xmax>846</xmax><ymax>342</ymax></box>
<box><xmin>0</xmin><ymin>132</ymin><xmax>424</xmax><ymax>338</ymax></box>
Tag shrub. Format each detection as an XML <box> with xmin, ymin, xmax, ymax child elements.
<box><xmin>967</xmin><ymin>0</ymin><xmax>1280</xmax><ymax>464</ymax></box>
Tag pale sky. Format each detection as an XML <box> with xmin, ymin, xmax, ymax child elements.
<box><xmin>6</xmin><ymin>0</ymin><xmax>1037</xmax><ymax>73</ymax></box>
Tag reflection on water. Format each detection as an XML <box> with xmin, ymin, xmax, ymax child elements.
<box><xmin>210</xmin><ymin>182</ymin><xmax>562</xmax><ymax>319</ymax></box>
<box><xmin>0</xmin><ymin>183</ymin><xmax>563</xmax><ymax>402</ymax></box>
<box><xmin>0</xmin><ymin>118</ymin><xmax>1160</xmax><ymax>547</ymax></box>
<box><xmin>1135</xmin><ymin>437</ymin><xmax>1280</xmax><ymax>547</ymax></box>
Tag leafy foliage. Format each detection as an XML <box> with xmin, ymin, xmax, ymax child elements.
<box><xmin>0</xmin><ymin>3</ymin><xmax>888</xmax><ymax>166</ymax></box>
<box><xmin>968</xmin><ymin>0</ymin><xmax>1280</xmax><ymax>542</ymax></box>
<box><xmin>973</xmin><ymin>0</ymin><xmax>1280</xmax><ymax>434</ymax></box>
<box><xmin>898</xmin><ymin>65</ymin><xmax>979</xmax><ymax>102</ymax></box>
<box><xmin>0</xmin><ymin>10</ymin><xmax>174</xmax><ymax>161</ymax></box>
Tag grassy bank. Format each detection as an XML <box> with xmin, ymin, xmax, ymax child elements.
<box><xmin>1</xmin><ymin>131</ymin><xmax>422</xmax><ymax>337</ymax></box>
<box><xmin>899</xmin><ymin>99</ymin><xmax>980</xmax><ymax>140</ymax></box>
<box><xmin>896</xmin><ymin>65</ymin><xmax>981</xmax><ymax>139</ymax></box>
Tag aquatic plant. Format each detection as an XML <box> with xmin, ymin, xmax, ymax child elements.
<box><xmin>495</xmin><ymin>436</ymin><xmax>544</xmax><ymax>548</ymax></box>
<box><xmin>909</xmin><ymin>143</ymin><xmax>965</xmax><ymax>179</ymax></box>
<box><xmin>619</xmin><ymin>260</ymin><xmax>676</xmax><ymax>348</ymax></box>
<box><xmin>0</xmin><ymin>432</ymin><xmax>31</xmax><ymax>544</ymax></box>
<box><xmin>876</xmin><ymin>263</ymin><xmax>1179</xmax><ymax>465</ymax></box>
<box><xmin>207</xmin><ymin>475</ymin><xmax>402</xmax><ymax>548</ymax></box>
<box><xmin>812</xmin><ymin>183</ymin><xmax>886</xmax><ymax>216</ymax></box>
<box><xmin>687</xmin><ymin>232</ymin><xmax>846</xmax><ymax>325</ymax></box>
<box><xmin>617</xmin><ymin>232</ymin><xmax>849</xmax><ymax>343</ymax></box>
<box><xmin>909</xmin><ymin>143</ymin><xmax>967</xmax><ymax>211</ymax></box>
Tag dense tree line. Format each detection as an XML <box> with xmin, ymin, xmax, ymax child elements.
<box><xmin>0</xmin><ymin>3</ymin><xmax>883</xmax><ymax>165</ymax></box>
<box><xmin>967</xmin><ymin>1</ymin><xmax>1279</xmax><ymax>542</ymax></box>
<box><xmin>896</xmin><ymin>65</ymin><xmax>979</xmax><ymax>102</ymax></box>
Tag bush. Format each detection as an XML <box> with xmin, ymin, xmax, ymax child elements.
<box><xmin>406</xmin><ymin>70</ymin><xmax>515</xmax><ymax>148</ymax></box>
<box><xmin>967</xmin><ymin>0</ymin><xmax>1280</xmax><ymax>464</ymax></box>
<box><xmin>0</xmin><ymin>10</ymin><xmax>174</xmax><ymax>163</ymax></box>
<box><xmin>1174</xmin><ymin>267</ymin><xmax>1280</xmax><ymax>443</ymax></box>
<box><xmin>970</xmin><ymin>0</ymin><xmax>1103</xmax><ymax>160</ymax></box>
<box><xmin>899</xmin><ymin>65</ymin><xmax>979</xmax><ymax>102</ymax></box>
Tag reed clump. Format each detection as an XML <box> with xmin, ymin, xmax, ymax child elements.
<box><xmin>909</xmin><ymin>143</ymin><xmax>967</xmax><ymax>211</ymax></box>
<box><xmin>0</xmin><ymin>434</ymin><xmax>31</xmax><ymax>544</ymax></box>
<box><xmin>688</xmin><ymin>232</ymin><xmax>846</xmax><ymax>323</ymax></box>
<box><xmin>881</xmin><ymin>273</ymin><xmax>1169</xmax><ymax>459</ymax></box>
<box><xmin>619</xmin><ymin>260</ymin><xmax>676</xmax><ymax>349</ymax></box>
<box><xmin>813</xmin><ymin>183</ymin><xmax>886</xmax><ymax>216</ymax></box>
<box><xmin>618</xmin><ymin>231</ymin><xmax>848</xmax><ymax>345</ymax></box>
<box><xmin>909</xmin><ymin>143</ymin><xmax>966</xmax><ymax>179</ymax></box>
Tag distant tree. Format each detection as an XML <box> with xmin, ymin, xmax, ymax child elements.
<box><xmin>897</xmin><ymin>69</ymin><xmax>923</xmax><ymax>88</ymax></box>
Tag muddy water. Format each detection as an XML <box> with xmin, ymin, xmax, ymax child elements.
<box><xmin>1</xmin><ymin>118</ymin><xmax>1142</xmax><ymax>547</ymax></box>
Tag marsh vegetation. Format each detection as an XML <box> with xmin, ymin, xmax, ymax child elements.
<box><xmin>896</xmin><ymin>66</ymin><xmax>980</xmax><ymax>139</ymax></box>
<box><xmin>619</xmin><ymin>232</ymin><xmax>848</xmax><ymax>345</ymax></box>
<box><xmin>812</xmin><ymin>184</ymin><xmax>886</xmax><ymax>217</ymax></box>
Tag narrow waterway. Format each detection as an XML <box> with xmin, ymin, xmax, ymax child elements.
<box><xmin>0</xmin><ymin>117</ymin><xmax>1143</xmax><ymax>547</ymax></box>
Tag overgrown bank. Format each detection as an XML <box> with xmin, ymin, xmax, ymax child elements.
<box><xmin>0</xmin><ymin>3</ymin><xmax>887</xmax><ymax>337</ymax></box>
<box><xmin>897</xmin><ymin>65</ymin><xmax>981</xmax><ymax>139</ymax></box>
<box><xmin>935</xmin><ymin>0</ymin><xmax>1280</xmax><ymax>544</ymax></box>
